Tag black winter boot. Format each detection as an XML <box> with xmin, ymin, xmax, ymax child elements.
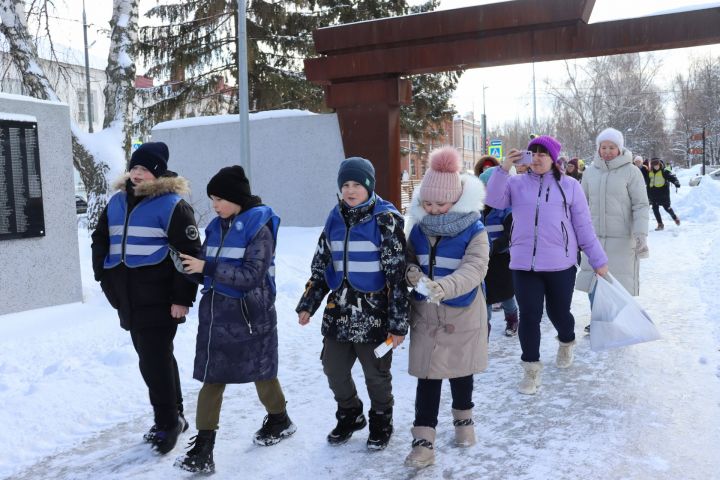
<box><xmin>151</xmin><ymin>418</ymin><xmax>184</xmax><ymax>455</ymax></box>
<box><xmin>327</xmin><ymin>402</ymin><xmax>367</xmax><ymax>445</ymax></box>
<box><xmin>253</xmin><ymin>411</ymin><xmax>297</xmax><ymax>446</ymax></box>
<box><xmin>174</xmin><ymin>430</ymin><xmax>216</xmax><ymax>474</ymax></box>
<box><xmin>367</xmin><ymin>408</ymin><xmax>393</xmax><ymax>451</ymax></box>
<box><xmin>144</xmin><ymin>412</ymin><xmax>189</xmax><ymax>443</ymax></box>
<box><xmin>504</xmin><ymin>311</ymin><xmax>519</xmax><ymax>337</ymax></box>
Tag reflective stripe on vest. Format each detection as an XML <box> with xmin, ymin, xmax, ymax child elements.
<box><xmin>104</xmin><ymin>192</ymin><xmax>181</xmax><ymax>268</ymax></box>
<box><xmin>409</xmin><ymin>220</ymin><xmax>485</xmax><ymax>307</ymax></box>
<box><xmin>202</xmin><ymin>205</ymin><xmax>280</xmax><ymax>299</ymax></box>
<box><xmin>482</xmin><ymin>207</ymin><xmax>511</xmax><ymax>253</ymax></box>
<box><xmin>323</xmin><ymin>196</ymin><xmax>399</xmax><ymax>293</ymax></box>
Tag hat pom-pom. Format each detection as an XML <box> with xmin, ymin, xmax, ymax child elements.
<box><xmin>429</xmin><ymin>146</ymin><xmax>462</xmax><ymax>173</ymax></box>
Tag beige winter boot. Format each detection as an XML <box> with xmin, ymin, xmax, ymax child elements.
<box><xmin>404</xmin><ymin>426</ymin><xmax>436</xmax><ymax>468</ymax></box>
<box><xmin>556</xmin><ymin>339</ymin><xmax>576</xmax><ymax>368</ymax></box>
<box><xmin>518</xmin><ymin>361</ymin><xmax>543</xmax><ymax>395</ymax></box>
<box><xmin>451</xmin><ymin>409</ymin><xmax>476</xmax><ymax>447</ymax></box>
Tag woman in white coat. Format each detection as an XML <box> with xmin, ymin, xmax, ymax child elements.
<box><xmin>576</xmin><ymin>128</ymin><xmax>649</xmax><ymax>331</ymax></box>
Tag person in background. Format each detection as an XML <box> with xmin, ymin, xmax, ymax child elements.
<box><xmin>634</xmin><ymin>155</ymin><xmax>650</xmax><ymax>186</ymax></box>
<box><xmin>91</xmin><ymin>142</ymin><xmax>201</xmax><ymax>454</ymax></box>
<box><xmin>566</xmin><ymin>158</ymin><xmax>582</xmax><ymax>182</ymax></box>
<box><xmin>485</xmin><ymin>135</ymin><xmax>608</xmax><ymax>395</ymax></box>
<box><xmin>577</xmin><ymin>128</ymin><xmax>650</xmax><ymax>333</ymax></box>
<box><xmin>479</xmin><ymin>165</ymin><xmax>519</xmax><ymax>337</ymax></box>
<box><xmin>175</xmin><ymin>166</ymin><xmax>296</xmax><ymax>474</ymax></box>
<box><xmin>296</xmin><ymin>157</ymin><xmax>409</xmax><ymax>451</ymax></box>
<box><xmin>648</xmin><ymin>158</ymin><xmax>681</xmax><ymax>230</ymax></box>
<box><xmin>404</xmin><ymin>146</ymin><xmax>489</xmax><ymax>468</ymax></box>
<box><xmin>473</xmin><ymin>155</ymin><xmax>500</xmax><ymax>176</ymax></box>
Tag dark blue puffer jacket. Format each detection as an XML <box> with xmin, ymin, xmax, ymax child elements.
<box><xmin>193</xmin><ymin>221</ymin><xmax>278</xmax><ymax>384</ymax></box>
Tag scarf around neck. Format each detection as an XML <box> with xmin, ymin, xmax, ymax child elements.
<box><xmin>419</xmin><ymin>211</ymin><xmax>480</xmax><ymax>237</ymax></box>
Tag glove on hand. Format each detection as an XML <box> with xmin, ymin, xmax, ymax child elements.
<box><xmin>635</xmin><ymin>235</ymin><xmax>649</xmax><ymax>259</ymax></box>
<box><xmin>423</xmin><ymin>279</ymin><xmax>445</xmax><ymax>305</ymax></box>
<box><xmin>406</xmin><ymin>266</ymin><xmax>423</xmax><ymax>287</ymax></box>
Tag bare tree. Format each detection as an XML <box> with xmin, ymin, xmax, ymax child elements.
<box><xmin>0</xmin><ymin>0</ymin><xmax>138</xmax><ymax>228</ymax></box>
<box><xmin>546</xmin><ymin>54</ymin><xmax>666</xmax><ymax>161</ymax></box>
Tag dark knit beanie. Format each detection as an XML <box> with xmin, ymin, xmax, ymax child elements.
<box><xmin>337</xmin><ymin>157</ymin><xmax>375</xmax><ymax>195</ymax></box>
<box><xmin>129</xmin><ymin>142</ymin><xmax>169</xmax><ymax>177</ymax></box>
<box><xmin>206</xmin><ymin>165</ymin><xmax>252</xmax><ymax>207</ymax></box>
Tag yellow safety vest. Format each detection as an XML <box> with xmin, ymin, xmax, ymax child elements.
<box><xmin>649</xmin><ymin>170</ymin><xmax>666</xmax><ymax>188</ymax></box>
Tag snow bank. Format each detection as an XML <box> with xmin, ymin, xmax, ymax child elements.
<box><xmin>673</xmin><ymin>175</ymin><xmax>720</xmax><ymax>223</ymax></box>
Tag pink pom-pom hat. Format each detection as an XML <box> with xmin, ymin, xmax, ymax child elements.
<box><xmin>420</xmin><ymin>146</ymin><xmax>463</xmax><ymax>203</ymax></box>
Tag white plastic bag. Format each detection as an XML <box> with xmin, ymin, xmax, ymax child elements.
<box><xmin>589</xmin><ymin>273</ymin><xmax>661</xmax><ymax>351</ymax></box>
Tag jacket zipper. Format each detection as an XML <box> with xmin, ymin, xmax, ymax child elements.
<box><xmin>120</xmin><ymin>197</ymin><xmax>132</xmax><ymax>263</ymax></box>
<box><xmin>342</xmin><ymin>223</ymin><xmax>350</xmax><ymax>283</ymax></box>
<box><xmin>203</xmin><ymin>290</ymin><xmax>216</xmax><ymax>382</ymax></box>
<box><xmin>428</xmin><ymin>237</ymin><xmax>441</xmax><ymax>279</ymax></box>
<box><xmin>561</xmin><ymin>222</ymin><xmax>569</xmax><ymax>257</ymax></box>
<box><xmin>545</xmin><ymin>187</ymin><xmax>550</xmax><ymax>202</ymax></box>
<box><xmin>530</xmin><ymin>174</ymin><xmax>545</xmax><ymax>270</ymax></box>
<box><xmin>241</xmin><ymin>297</ymin><xmax>253</xmax><ymax>334</ymax></box>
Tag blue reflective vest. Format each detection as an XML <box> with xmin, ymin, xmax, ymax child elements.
<box><xmin>409</xmin><ymin>220</ymin><xmax>485</xmax><ymax>307</ymax></box>
<box><xmin>202</xmin><ymin>205</ymin><xmax>280</xmax><ymax>299</ymax></box>
<box><xmin>104</xmin><ymin>192</ymin><xmax>181</xmax><ymax>268</ymax></box>
<box><xmin>482</xmin><ymin>207</ymin><xmax>511</xmax><ymax>254</ymax></box>
<box><xmin>324</xmin><ymin>196</ymin><xmax>399</xmax><ymax>293</ymax></box>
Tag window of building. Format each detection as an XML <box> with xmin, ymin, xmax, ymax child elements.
<box><xmin>77</xmin><ymin>88</ymin><xmax>87</xmax><ymax>124</ymax></box>
<box><xmin>410</xmin><ymin>159</ymin><xmax>416</xmax><ymax>177</ymax></box>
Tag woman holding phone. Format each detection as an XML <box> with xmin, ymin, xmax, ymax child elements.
<box><xmin>484</xmin><ymin>135</ymin><xmax>608</xmax><ymax>395</ymax></box>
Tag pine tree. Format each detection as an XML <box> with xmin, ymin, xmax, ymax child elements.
<box><xmin>137</xmin><ymin>0</ymin><xmax>459</xmax><ymax>137</ymax></box>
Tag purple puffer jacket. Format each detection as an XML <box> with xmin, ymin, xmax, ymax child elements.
<box><xmin>485</xmin><ymin>168</ymin><xmax>607</xmax><ymax>272</ymax></box>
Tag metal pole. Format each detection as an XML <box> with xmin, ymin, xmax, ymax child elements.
<box><xmin>482</xmin><ymin>84</ymin><xmax>488</xmax><ymax>156</ymax></box>
<box><xmin>82</xmin><ymin>0</ymin><xmax>93</xmax><ymax>133</ymax></box>
<box><xmin>702</xmin><ymin>126</ymin><xmax>706</xmax><ymax>175</ymax></box>
<box><xmin>532</xmin><ymin>62</ymin><xmax>537</xmax><ymax>133</ymax></box>
<box><xmin>472</xmin><ymin>102</ymin><xmax>476</xmax><ymax>166</ymax></box>
<box><xmin>237</xmin><ymin>0</ymin><xmax>251</xmax><ymax>178</ymax></box>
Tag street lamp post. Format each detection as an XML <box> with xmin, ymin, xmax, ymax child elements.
<box><xmin>82</xmin><ymin>0</ymin><xmax>93</xmax><ymax>133</ymax></box>
<box><xmin>481</xmin><ymin>84</ymin><xmax>488</xmax><ymax>156</ymax></box>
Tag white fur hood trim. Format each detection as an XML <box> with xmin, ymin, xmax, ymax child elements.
<box><xmin>404</xmin><ymin>173</ymin><xmax>486</xmax><ymax>236</ymax></box>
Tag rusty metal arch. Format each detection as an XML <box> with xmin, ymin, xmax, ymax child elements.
<box><xmin>304</xmin><ymin>0</ymin><xmax>720</xmax><ymax>206</ymax></box>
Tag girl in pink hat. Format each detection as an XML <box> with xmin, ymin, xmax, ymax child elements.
<box><xmin>403</xmin><ymin>146</ymin><xmax>489</xmax><ymax>468</ymax></box>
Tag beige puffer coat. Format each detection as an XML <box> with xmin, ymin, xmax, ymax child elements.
<box><xmin>405</xmin><ymin>174</ymin><xmax>490</xmax><ymax>379</ymax></box>
<box><xmin>576</xmin><ymin>149</ymin><xmax>649</xmax><ymax>295</ymax></box>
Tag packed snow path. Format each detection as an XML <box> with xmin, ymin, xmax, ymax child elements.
<box><xmin>3</xmin><ymin>181</ymin><xmax>720</xmax><ymax>480</ymax></box>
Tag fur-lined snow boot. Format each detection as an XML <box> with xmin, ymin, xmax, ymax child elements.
<box><xmin>556</xmin><ymin>339</ymin><xmax>576</xmax><ymax>369</ymax></box>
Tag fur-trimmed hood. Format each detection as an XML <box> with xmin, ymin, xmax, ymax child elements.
<box><xmin>112</xmin><ymin>173</ymin><xmax>190</xmax><ymax>197</ymax></box>
<box><xmin>404</xmin><ymin>173</ymin><xmax>485</xmax><ymax>236</ymax></box>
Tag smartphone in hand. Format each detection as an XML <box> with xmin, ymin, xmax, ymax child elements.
<box><xmin>517</xmin><ymin>150</ymin><xmax>533</xmax><ymax>165</ymax></box>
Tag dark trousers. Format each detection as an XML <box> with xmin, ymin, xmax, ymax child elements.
<box><xmin>513</xmin><ymin>267</ymin><xmax>577</xmax><ymax>363</ymax></box>
<box><xmin>321</xmin><ymin>337</ymin><xmax>394</xmax><ymax>412</ymax></box>
<box><xmin>130</xmin><ymin>324</ymin><xmax>182</xmax><ymax>429</ymax></box>
<box><xmin>414</xmin><ymin>375</ymin><xmax>474</xmax><ymax>428</ymax></box>
<box><xmin>651</xmin><ymin>200</ymin><xmax>677</xmax><ymax>224</ymax></box>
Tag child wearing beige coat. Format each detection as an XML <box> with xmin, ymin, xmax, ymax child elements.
<box><xmin>403</xmin><ymin>146</ymin><xmax>490</xmax><ymax>468</ymax></box>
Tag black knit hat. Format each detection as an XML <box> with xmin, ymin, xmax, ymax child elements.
<box><xmin>337</xmin><ymin>157</ymin><xmax>375</xmax><ymax>195</ymax></box>
<box><xmin>129</xmin><ymin>142</ymin><xmax>169</xmax><ymax>177</ymax></box>
<box><xmin>206</xmin><ymin>165</ymin><xmax>253</xmax><ymax>207</ymax></box>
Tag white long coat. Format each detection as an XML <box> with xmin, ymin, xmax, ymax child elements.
<box><xmin>576</xmin><ymin>149</ymin><xmax>649</xmax><ymax>295</ymax></box>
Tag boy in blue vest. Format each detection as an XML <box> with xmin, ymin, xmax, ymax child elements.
<box><xmin>174</xmin><ymin>166</ymin><xmax>296</xmax><ymax>474</ymax></box>
<box><xmin>91</xmin><ymin>142</ymin><xmax>201</xmax><ymax>454</ymax></box>
<box><xmin>296</xmin><ymin>157</ymin><xmax>409</xmax><ymax>451</ymax></box>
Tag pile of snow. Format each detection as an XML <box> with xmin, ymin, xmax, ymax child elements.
<box><xmin>673</xmin><ymin>175</ymin><xmax>720</xmax><ymax>224</ymax></box>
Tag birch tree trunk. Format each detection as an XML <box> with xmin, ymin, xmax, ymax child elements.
<box><xmin>104</xmin><ymin>0</ymin><xmax>138</xmax><ymax>157</ymax></box>
<box><xmin>0</xmin><ymin>0</ymin><xmax>139</xmax><ymax>228</ymax></box>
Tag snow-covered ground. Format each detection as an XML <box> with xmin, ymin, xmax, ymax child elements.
<box><xmin>2</xmin><ymin>174</ymin><xmax>720</xmax><ymax>480</ymax></box>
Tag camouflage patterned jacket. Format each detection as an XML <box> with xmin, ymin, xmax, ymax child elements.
<box><xmin>296</xmin><ymin>197</ymin><xmax>409</xmax><ymax>343</ymax></box>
